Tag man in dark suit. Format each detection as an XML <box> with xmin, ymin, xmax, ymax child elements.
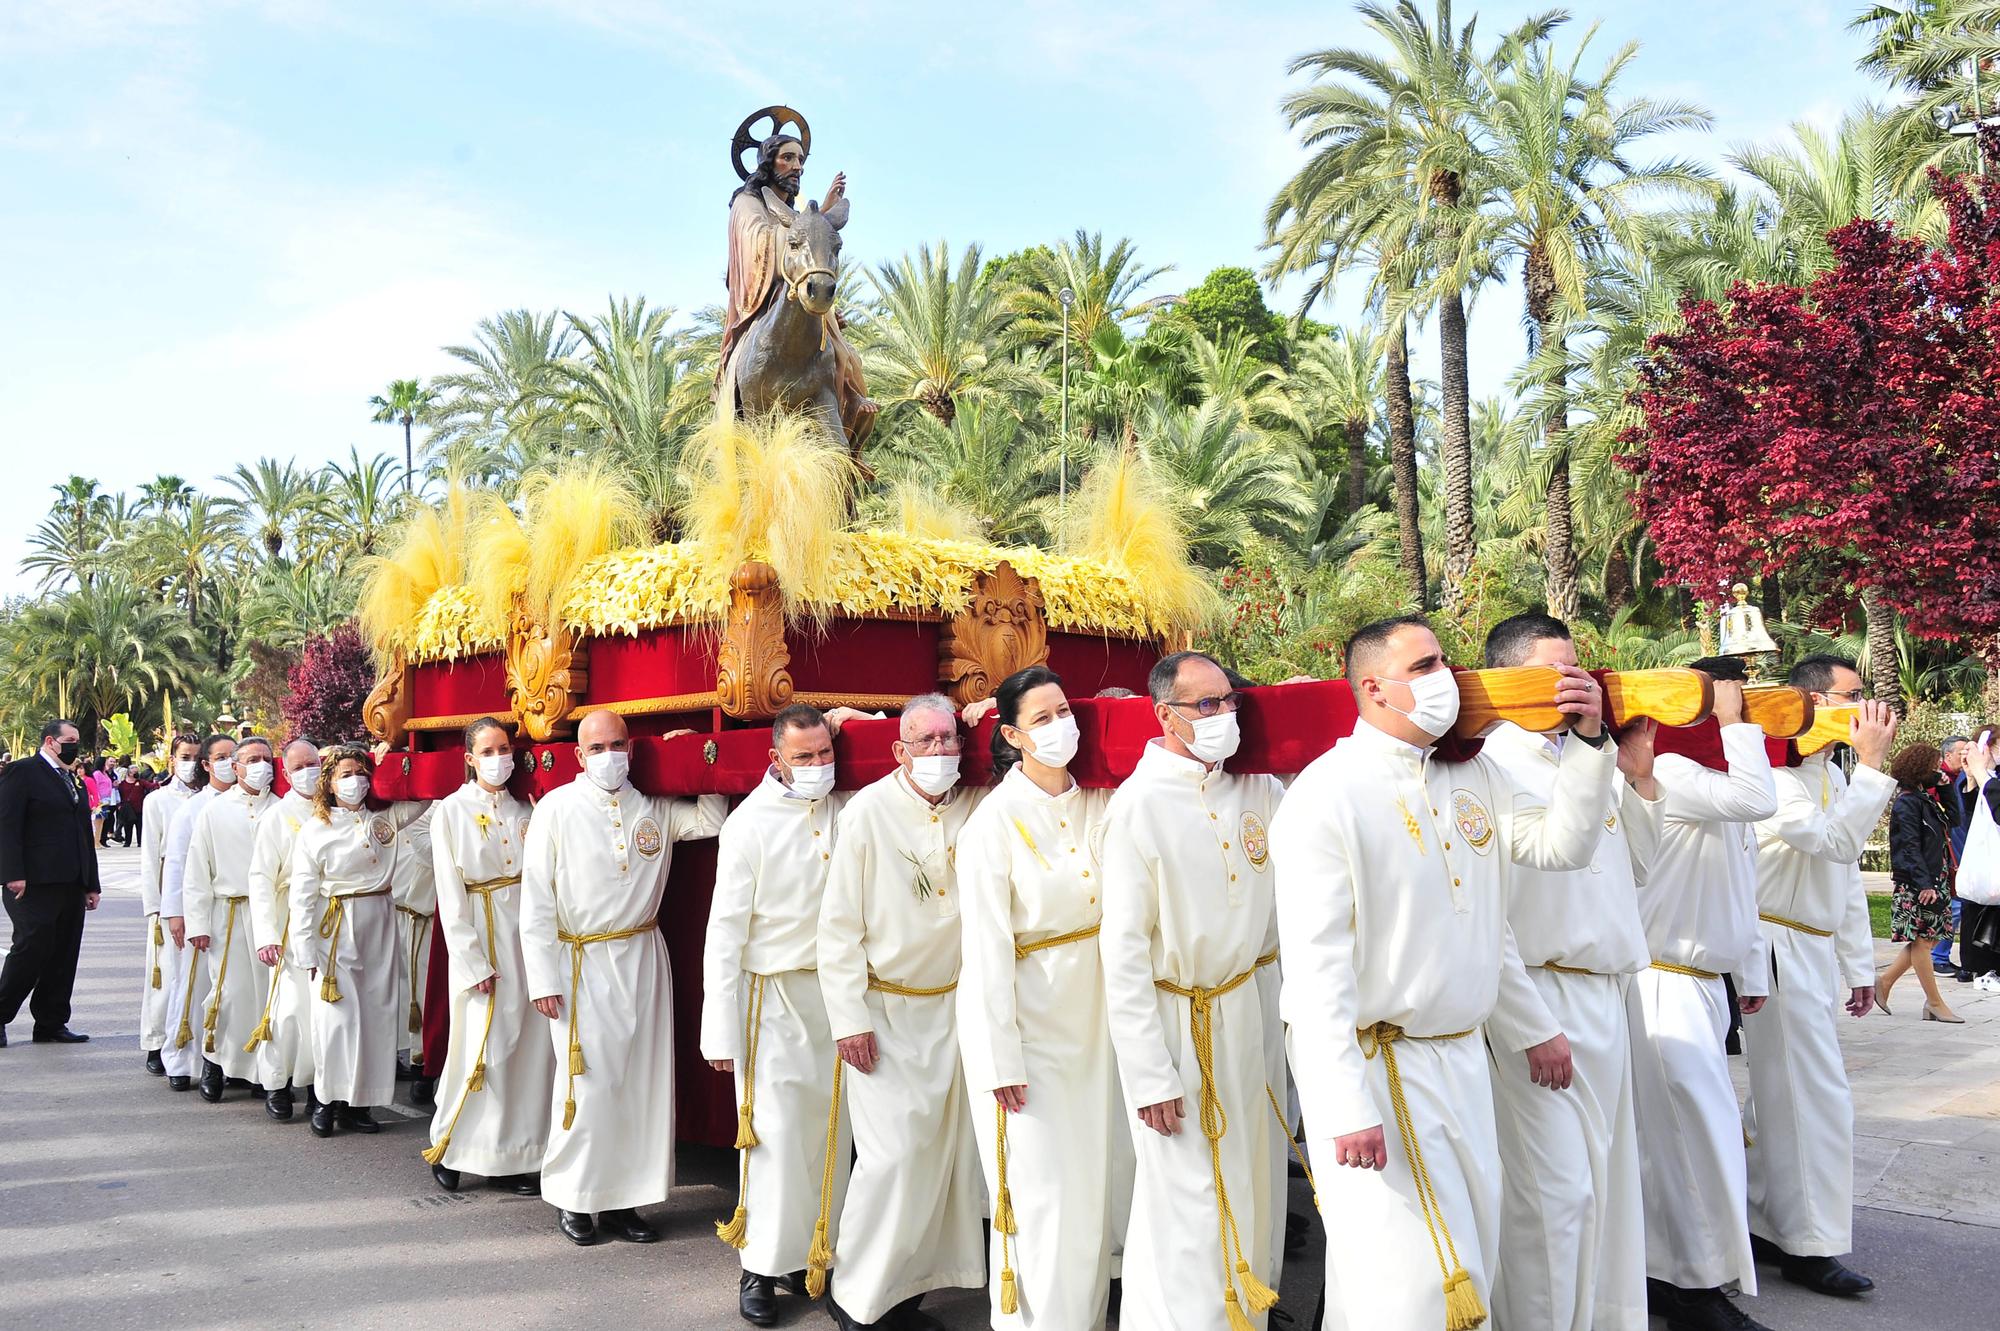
<box><xmin>0</xmin><ymin>718</ymin><xmax>101</xmax><ymax>1046</ymax></box>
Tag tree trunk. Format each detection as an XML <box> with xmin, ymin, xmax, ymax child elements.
<box><xmin>1861</xmin><ymin>585</ymin><xmax>1902</xmax><ymax>714</ymax></box>
<box><xmin>1439</xmin><ymin>291</ymin><xmax>1475</xmax><ymax>611</ymax></box>
<box><xmin>1385</xmin><ymin>322</ymin><xmax>1425</xmax><ymax>610</ymax></box>
<box><xmin>1344</xmin><ymin>418</ymin><xmax>1368</xmax><ymax>515</ymax></box>
<box><xmin>1603</xmin><ymin>542</ymin><xmax>1633</xmax><ymax>612</ymax></box>
<box><xmin>403</xmin><ymin>415</ymin><xmax>415</xmax><ymax>493</ymax></box>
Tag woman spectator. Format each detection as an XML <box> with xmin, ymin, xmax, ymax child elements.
<box><xmin>1960</xmin><ymin>733</ymin><xmax>2000</xmax><ymax>990</ymax></box>
<box><xmin>87</xmin><ymin>760</ymin><xmax>118</xmax><ymax>847</ymax></box>
<box><xmin>1875</xmin><ymin>743</ymin><xmax>1963</xmax><ymax>1022</ymax></box>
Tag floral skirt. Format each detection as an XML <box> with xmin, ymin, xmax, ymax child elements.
<box><xmin>1891</xmin><ymin>879</ymin><xmax>1954</xmax><ymax>943</ymax></box>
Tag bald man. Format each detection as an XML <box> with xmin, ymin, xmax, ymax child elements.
<box><xmin>521</xmin><ymin>710</ymin><xmax>726</xmax><ymax>1247</ymax></box>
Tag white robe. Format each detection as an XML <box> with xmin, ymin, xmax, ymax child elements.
<box><xmin>1631</xmin><ymin>725</ymin><xmax>1777</xmax><ymax>1292</ymax></box>
<box><xmin>1744</xmin><ymin>752</ymin><xmax>1895</xmax><ymax>1257</ymax></box>
<box><xmin>159</xmin><ymin>785</ymin><xmax>220</xmax><ymax>1079</ymax></box>
<box><xmin>1482</xmin><ymin>724</ymin><xmax>1662</xmax><ymax>1331</ymax></box>
<box><xmin>393</xmin><ymin>807</ymin><xmax>436</xmax><ymax>1065</ymax></box>
<box><xmin>138</xmin><ymin>780</ymin><xmax>198</xmax><ymax>1052</ymax></box>
<box><xmin>700</xmin><ymin>772</ymin><xmax>853</xmax><ymax>1275</ymax></box>
<box><xmin>428</xmin><ymin>782</ymin><xmax>552</xmax><ymax>1178</ymax></box>
<box><xmin>958</xmin><ymin>766</ymin><xmax>1119</xmax><ymax>1330</ymax></box>
<box><xmin>817</xmin><ymin>771</ymin><xmax>988</xmax><ymax>1322</ymax></box>
<box><xmin>521</xmin><ymin>775</ymin><xmax>726</xmax><ymax>1213</ymax></box>
<box><xmin>182</xmin><ymin>783</ymin><xmax>280</xmax><ymax>1081</ymax></box>
<box><xmin>247</xmin><ymin>791</ymin><xmax>317</xmax><ymax>1091</ymax></box>
<box><xmin>289</xmin><ymin>801</ymin><xmax>425</xmax><ymax>1107</ymax></box>
<box><xmin>1271</xmin><ymin>718</ymin><xmax>1612</xmax><ymax>1331</ymax></box>
<box><xmin>1100</xmin><ymin>742</ymin><xmax>1285</xmax><ymax>1331</ymax></box>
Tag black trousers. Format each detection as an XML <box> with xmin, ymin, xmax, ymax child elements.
<box><xmin>0</xmin><ymin>882</ymin><xmax>88</xmax><ymax>1033</ymax></box>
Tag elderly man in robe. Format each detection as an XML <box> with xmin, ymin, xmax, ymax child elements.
<box><xmin>244</xmin><ymin>737</ymin><xmax>321</xmax><ymax>1120</ymax></box>
<box><xmin>181</xmin><ymin>734</ymin><xmax>280</xmax><ymax>1104</ymax></box>
<box><xmin>1273</xmin><ymin>616</ymin><xmax>1613</xmax><ymax>1331</ymax></box>
<box><xmin>522</xmin><ymin>709</ymin><xmax>726</xmax><ymax>1247</ymax></box>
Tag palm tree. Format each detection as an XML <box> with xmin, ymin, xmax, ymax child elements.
<box><xmin>426</xmin><ymin>309</ymin><xmax>577</xmax><ymax>476</ymax></box>
<box><xmin>862</xmin><ymin>241</ymin><xmax>1044</xmax><ymax>424</ymax></box>
<box><xmin>370</xmin><ymin>378</ymin><xmax>437</xmax><ymax>493</ymax></box>
<box><xmin>1474</xmin><ymin>25</ymin><xmax>1713</xmax><ymax>618</ymax></box>
<box><xmin>24</xmin><ymin>476</ymin><xmax>112</xmax><ymax>590</ymax></box>
<box><xmin>1001</xmin><ymin>231</ymin><xmax>1171</xmax><ymax>366</ymax></box>
<box><xmin>12</xmin><ymin>581</ymin><xmax>202</xmax><ymax>744</ymax></box>
<box><xmin>870</xmin><ymin>403</ymin><xmax>1057</xmax><ymax>545</ymax></box>
<box><xmin>220</xmin><ymin>457</ymin><xmax>326</xmax><ymax>561</ymax></box>
<box><xmin>137</xmin><ymin>494</ymin><xmax>238</xmax><ymax>626</ymax></box>
<box><xmin>1127</xmin><ymin>400</ymin><xmax>1316</xmax><ymax>565</ymax></box>
<box><xmin>1853</xmin><ymin>0</ymin><xmax>2000</xmax><ymax>157</ymax></box>
<box><xmin>238</xmin><ymin>561</ymin><xmax>358</xmax><ymax>649</ymax></box>
<box><xmin>320</xmin><ymin>448</ymin><xmax>406</xmax><ymax>563</ymax></box>
<box><xmin>1183</xmin><ymin>328</ymin><xmax>1285</xmax><ymax>421</ymax></box>
<box><xmin>553</xmin><ymin>298</ymin><xmax>704</xmax><ymax>538</ymax></box>
<box><xmin>137</xmin><ymin>474</ymin><xmax>195</xmax><ymax>515</ymax></box>
<box><xmin>1274</xmin><ymin>329</ymin><xmax>1385</xmax><ymax>517</ymax></box>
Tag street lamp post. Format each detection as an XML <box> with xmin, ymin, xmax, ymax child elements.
<box><xmin>1058</xmin><ymin>286</ymin><xmax>1074</xmax><ymax>513</ymax></box>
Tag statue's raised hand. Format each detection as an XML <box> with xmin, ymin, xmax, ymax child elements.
<box><xmin>822</xmin><ymin>171</ymin><xmax>847</xmax><ymax>210</ymax></box>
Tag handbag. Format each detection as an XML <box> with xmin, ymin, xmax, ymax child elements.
<box><xmin>1955</xmin><ymin>786</ymin><xmax>2000</xmax><ymax>906</ymax></box>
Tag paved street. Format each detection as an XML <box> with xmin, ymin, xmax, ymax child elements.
<box><xmin>3</xmin><ymin>847</ymin><xmax>1997</xmax><ymax>1330</ymax></box>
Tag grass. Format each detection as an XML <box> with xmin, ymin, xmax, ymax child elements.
<box><xmin>1869</xmin><ymin>892</ymin><xmax>1893</xmax><ymax>939</ymax></box>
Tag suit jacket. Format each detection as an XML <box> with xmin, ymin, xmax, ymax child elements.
<box><xmin>0</xmin><ymin>754</ymin><xmax>101</xmax><ymax>890</ymax></box>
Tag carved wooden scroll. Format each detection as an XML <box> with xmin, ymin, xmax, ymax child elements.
<box><xmin>938</xmin><ymin>560</ymin><xmax>1049</xmax><ymax>707</ymax></box>
<box><xmin>362</xmin><ymin>651</ymin><xmax>414</xmax><ymax>749</ymax></box>
<box><xmin>507</xmin><ymin>612</ymin><xmax>590</xmax><ymax>742</ymax></box>
<box><xmin>716</xmin><ymin>561</ymin><xmax>795</xmax><ymax>719</ymax></box>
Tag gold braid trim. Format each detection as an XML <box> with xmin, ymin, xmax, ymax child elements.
<box><xmin>1358</xmin><ymin>1022</ymin><xmax>1487</xmax><ymax>1330</ymax></box>
<box><xmin>316</xmin><ymin>886</ymin><xmax>391</xmax><ymax>1004</ymax></box>
<box><xmin>1759</xmin><ymin>911</ymin><xmax>1833</xmax><ymax>938</ymax></box>
<box><xmin>1537</xmin><ymin>960</ymin><xmax>1603</xmax><ymax>977</ymax></box>
<box><xmin>1156</xmin><ymin>963</ymin><xmax>1280</xmax><ymax>1326</ymax></box>
<box><xmin>1013</xmin><ymin>923</ymin><xmax>1099</xmax><ymax>960</ymax></box>
<box><xmin>201</xmin><ymin>896</ymin><xmax>245</xmax><ymax>1055</ymax></box>
<box><xmin>244</xmin><ymin>918</ymin><xmax>291</xmax><ymax>1052</ymax></box>
<box><xmin>1648</xmin><ymin>959</ymin><xmax>1721</xmax><ymax>981</ymax></box>
<box><xmin>867</xmin><ymin>975</ymin><xmax>959</xmax><ymax>996</ymax></box>
<box><xmin>995</xmin><ymin>1100</ymin><xmax>1020</xmax><ymax>1315</ymax></box>
<box><xmin>173</xmin><ymin>927</ymin><xmax>202</xmax><ymax>1049</ymax></box>
<box><xmin>804</xmin><ymin>1056</ymin><xmax>845</xmax><ymax>1298</ymax></box>
<box><xmin>151</xmin><ymin>916</ymin><xmax>164</xmax><ymax>989</ymax></box>
<box><xmin>421</xmin><ymin>875</ymin><xmax>519</xmax><ymax>1168</ymax></box>
<box><xmin>715</xmin><ymin>971</ymin><xmax>768</xmax><ymax>1249</ymax></box>
<box><xmin>556</xmin><ymin>919</ymin><xmax>657</xmax><ymax>1131</ymax></box>
<box><xmin>398</xmin><ymin>904</ymin><xmax>435</xmax><ymax>1049</ymax></box>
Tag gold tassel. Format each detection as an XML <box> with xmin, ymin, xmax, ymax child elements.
<box><xmin>321</xmin><ymin>973</ymin><xmax>342</xmax><ymax>1004</ymax></box>
<box><xmin>466</xmin><ymin>1061</ymin><xmax>486</xmax><ymax>1093</ymax></box>
<box><xmin>409</xmin><ymin>999</ymin><xmax>423</xmax><ymax>1034</ymax></box>
<box><xmin>175</xmin><ymin>1018</ymin><xmax>193</xmax><ymax>1049</ymax></box>
<box><xmin>734</xmin><ymin>1106</ymin><xmax>759</xmax><ymax>1150</ymax></box>
<box><xmin>203</xmin><ymin>1032</ymin><xmax>215</xmax><ymax>1054</ymax></box>
<box><xmin>569</xmin><ymin>1043</ymin><xmax>586</xmax><ymax>1076</ymax></box>
<box><xmin>1237</xmin><ymin>1261</ymin><xmax>1279</xmax><ymax>1314</ymax></box>
<box><xmin>151</xmin><ymin>965</ymin><xmax>162</xmax><ymax>989</ymax></box>
<box><xmin>420</xmin><ymin>1141</ymin><xmax>448</xmax><ymax>1166</ymax></box>
<box><xmin>1442</xmin><ymin>1265</ymin><xmax>1487</xmax><ymax>1331</ymax></box>
<box><xmin>562</xmin><ymin>1096</ymin><xmax>576</xmax><ymax>1131</ymax></box>
<box><xmin>243</xmin><ymin>1016</ymin><xmax>272</xmax><ymax>1052</ymax></box>
<box><xmin>714</xmin><ymin>1204</ymin><xmax>748</xmax><ymax>1250</ymax></box>
<box><xmin>999</xmin><ymin>1268</ymin><xmax>1018</xmax><ymax>1316</ymax></box>
<box><xmin>994</xmin><ymin>1186</ymin><xmax>1017</xmax><ymax>1235</ymax></box>
<box><xmin>805</xmin><ymin>1219</ymin><xmax>833</xmax><ymax>1298</ymax></box>
<box><xmin>1224</xmin><ymin>1290</ymin><xmax>1255</xmax><ymax>1331</ymax></box>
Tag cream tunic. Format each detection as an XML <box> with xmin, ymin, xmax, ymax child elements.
<box><xmin>246</xmin><ymin>791</ymin><xmax>317</xmax><ymax>1090</ymax></box>
<box><xmin>521</xmin><ymin>776</ymin><xmax>726</xmax><ymax>1213</ymax></box>
<box><xmin>393</xmin><ymin>807</ymin><xmax>436</xmax><ymax>1064</ymax></box>
<box><xmin>1630</xmin><ymin>725</ymin><xmax>1778</xmax><ymax>1292</ymax></box>
<box><xmin>158</xmin><ymin>786</ymin><xmax>219</xmax><ymax>1079</ymax></box>
<box><xmin>289</xmin><ymin>801</ymin><xmax>425</xmax><ymax>1107</ymax></box>
<box><xmin>700</xmin><ymin>773</ymin><xmax>852</xmax><ymax>1275</ymax></box>
<box><xmin>1271</xmin><ymin>718</ymin><xmax>1613</xmax><ymax>1331</ymax></box>
<box><xmin>428</xmin><ymin>782</ymin><xmax>553</xmax><ymax>1178</ymax></box>
<box><xmin>183</xmin><ymin>784</ymin><xmax>279</xmax><ymax>1081</ymax></box>
<box><xmin>817</xmin><ymin>771</ymin><xmax>988</xmax><ymax>1322</ymax></box>
<box><xmin>138</xmin><ymin>780</ymin><xmax>198</xmax><ymax>1052</ymax></box>
<box><xmin>1100</xmin><ymin>741</ymin><xmax>1285</xmax><ymax>1331</ymax></box>
<box><xmin>1743</xmin><ymin>752</ymin><xmax>1896</xmax><ymax>1258</ymax></box>
<box><xmin>958</xmin><ymin>765</ymin><xmax>1120</xmax><ymax>1330</ymax></box>
<box><xmin>1482</xmin><ymin>723</ymin><xmax>1663</xmax><ymax>1331</ymax></box>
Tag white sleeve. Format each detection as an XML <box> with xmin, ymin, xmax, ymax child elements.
<box><xmin>1502</xmin><ymin>736</ymin><xmax>1616</xmax><ymax>871</ymax></box>
<box><xmin>159</xmin><ymin>796</ymin><xmax>202</xmax><ymax>919</ymax></box>
<box><xmin>246</xmin><ymin>815</ymin><xmax>291</xmax><ymax>952</ymax></box>
<box><xmin>700</xmin><ymin>809</ymin><xmax>758</xmax><ymax>1061</ymax></box>
<box><xmin>1660</xmin><ymin>726</ymin><xmax>1779</xmax><ymax>824</ymax></box>
<box><xmin>182</xmin><ymin>808</ymin><xmax>219</xmax><ymax>941</ymax></box>
<box><xmin>955</xmin><ymin>812</ymin><xmax>1026</xmax><ymax>1093</ymax></box>
<box><xmin>1759</xmin><ymin>764</ymin><xmax>1897</xmax><ymax>864</ymax></box>
<box><xmin>1620</xmin><ymin>778</ymin><xmax>1668</xmax><ymax>887</ymax></box>
<box><xmin>1099</xmin><ymin>805</ymin><xmax>1180</xmax><ymax>1111</ymax></box>
<box><xmin>519</xmin><ymin>802</ymin><xmax>565</xmax><ymax>1003</ymax></box>
<box><xmin>287</xmin><ymin>830</ymin><xmax>327</xmax><ymax>973</ymax></box>
<box><xmin>433</xmin><ymin>803</ymin><xmax>495</xmax><ymax>989</ymax></box>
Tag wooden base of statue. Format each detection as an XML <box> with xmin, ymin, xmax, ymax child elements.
<box><xmin>717</xmin><ymin>560</ymin><xmax>795</xmax><ymax>719</ymax></box>
<box><xmin>363</xmin><ymin>651</ymin><xmax>413</xmax><ymax>748</ymax></box>
<box><xmin>507</xmin><ymin>613</ymin><xmax>590</xmax><ymax>742</ymax></box>
<box><xmin>938</xmin><ymin>560</ymin><xmax>1050</xmax><ymax>708</ymax></box>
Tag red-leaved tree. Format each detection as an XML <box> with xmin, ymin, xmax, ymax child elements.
<box><xmin>282</xmin><ymin>621</ymin><xmax>377</xmax><ymax>745</ymax></box>
<box><xmin>1626</xmin><ymin>164</ymin><xmax>2000</xmax><ymax>689</ymax></box>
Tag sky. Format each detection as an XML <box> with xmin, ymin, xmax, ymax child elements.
<box><xmin>0</xmin><ymin>1</ymin><xmax>1882</xmax><ymax>593</ymax></box>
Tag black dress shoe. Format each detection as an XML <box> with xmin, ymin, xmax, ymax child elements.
<box><xmin>409</xmin><ymin>1075</ymin><xmax>436</xmax><ymax>1107</ymax></box>
<box><xmin>266</xmin><ymin>1085</ymin><xmax>295</xmax><ymax>1121</ymax></box>
<box><xmin>777</xmin><ymin>1270</ymin><xmax>809</xmax><ymax>1297</ymax></box>
<box><xmin>739</xmin><ymin>1271</ymin><xmax>778</xmax><ymax>1326</ymax></box>
<box><xmin>199</xmin><ymin>1059</ymin><xmax>225</xmax><ymax>1103</ymax></box>
<box><xmin>0</xmin><ymin>1026</ymin><xmax>8</xmax><ymax>1048</ymax></box>
<box><xmin>1648</xmin><ymin>1280</ymin><xmax>1773</xmax><ymax>1331</ymax></box>
<box><xmin>494</xmin><ymin>1173</ymin><xmax>541</xmax><ymax>1196</ymax></box>
<box><xmin>598</xmin><ymin>1207</ymin><xmax>660</xmax><ymax>1243</ymax></box>
<box><xmin>32</xmin><ymin>1027</ymin><xmax>89</xmax><ymax>1043</ymax></box>
<box><xmin>1781</xmin><ymin>1254</ymin><xmax>1874</xmax><ymax>1296</ymax></box>
<box><xmin>396</xmin><ymin>1060</ymin><xmax>416</xmax><ymax>1082</ymax></box>
<box><xmin>825</xmin><ymin>1295</ymin><xmax>868</xmax><ymax>1330</ymax></box>
<box><xmin>559</xmin><ymin>1209</ymin><xmax>598</xmax><ymax>1246</ymax></box>
<box><xmin>167</xmin><ymin>1074</ymin><xmax>192</xmax><ymax>1091</ymax></box>
<box><xmin>310</xmin><ymin>1101</ymin><xmax>337</xmax><ymax>1137</ymax></box>
<box><xmin>431</xmin><ymin>1163</ymin><xmax>461</xmax><ymax>1192</ymax></box>
<box><xmin>338</xmin><ymin>1106</ymin><xmax>381</xmax><ymax>1134</ymax></box>
<box><xmin>889</xmin><ymin>1295</ymin><xmax>944</xmax><ymax>1330</ymax></box>
<box><xmin>145</xmin><ymin>1049</ymin><xmax>165</xmax><ymax>1075</ymax></box>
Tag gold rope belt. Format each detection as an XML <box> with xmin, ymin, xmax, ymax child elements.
<box><xmin>1538</xmin><ymin>960</ymin><xmax>1606</xmax><ymax>977</ymax></box>
<box><xmin>174</xmin><ymin>925</ymin><xmax>202</xmax><ymax>1050</ymax></box>
<box><xmin>317</xmin><ymin>886</ymin><xmax>392</xmax><ymax>1004</ymax></box>
<box><xmin>805</xmin><ymin>1054</ymin><xmax>844</xmax><ymax>1298</ymax></box>
<box><xmin>868</xmin><ymin>975</ymin><xmax>959</xmax><ymax>996</ymax></box>
<box><xmin>151</xmin><ymin>914</ymin><xmax>164</xmax><ymax>989</ymax></box>
<box><xmin>399</xmin><ymin>904</ymin><xmax>436</xmax><ymax>1044</ymax></box>
<box><xmin>1649</xmin><ymin>959</ymin><xmax>1721</xmax><ymax>981</ymax></box>
<box><xmin>1358</xmin><ymin>1022</ymin><xmax>1488</xmax><ymax>1330</ymax></box>
<box><xmin>244</xmin><ymin>918</ymin><xmax>290</xmax><ymax>1053</ymax></box>
<box><xmin>1156</xmin><ymin>962</ymin><xmax>1280</xmax><ymax>1324</ymax></box>
<box><xmin>423</xmin><ymin>874</ymin><xmax>521</xmax><ymax>1168</ymax></box>
<box><xmin>1014</xmin><ymin>922</ymin><xmax>1100</xmax><ymax>959</ymax></box>
<box><xmin>1760</xmin><ymin>911</ymin><xmax>1834</xmax><ymax>938</ymax></box>
<box><xmin>715</xmin><ymin>970</ymin><xmax>771</xmax><ymax>1250</ymax></box>
<box><xmin>556</xmin><ymin>919</ymin><xmax>657</xmax><ymax>1131</ymax></box>
<box><xmin>201</xmin><ymin>895</ymin><xmax>248</xmax><ymax>1055</ymax></box>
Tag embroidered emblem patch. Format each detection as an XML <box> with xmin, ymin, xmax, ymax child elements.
<box><xmin>1241</xmin><ymin>811</ymin><xmax>1270</xmax><ymax>868</ymax></box>
<box><xmin>633</xmin><ymin>817</ymin><xmax>664</xmax><ymax>858</ymax></box>
<box><xmin>1450</xmin><ymin>790</ymin><xmax>1495</xmax><ymax>851</ymax></box>
<box><xmin>1605</xmin><ymin>812</ymin><xmax>1620</xmax><ymax>834</ymax></box>
<box><xmin>370</xmin><ymin>816</ymin><xmax>394</xmax><ymax>846</ymax></box>
<box><xmin>1088</xmin><ymin>820</ymin><xmax>1108</xmax><ymax>865</ymax></box>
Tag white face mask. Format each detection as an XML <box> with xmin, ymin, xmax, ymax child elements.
<box><xmin>476</xmin><ymin>753</ymin><xmax>515</xmax><ymax>787</ymax></box>
<box><xmin>211</xmin><ymin>756</ymin><xmax>238</xmax><ymax>786</ymax></box>
<box><xmin>240</xmin><ymin>759</ymin><xmax>274</xmax><ymax>791</ymax></box>
<box><xmin>786</xmin><ymin>761</ymin><xmax>837</xmax><ymax>801</ymax></box>
<box><xmin>1019</xmin><ymin>714</ymin><xmax>1080</xmax><ymax>769</ymax></box>
<box><xmin>334</xmin><ymin>773</ymin><xmax>369</xmax><ymax>806</ymax></box>
<box><xmin>176</xmin><ymin>759</ymin><xmax>200</xmax><ymax>786</ymax></box>
<box><xmin>291</xmin><ymin>765</ymin><xmax>321</xmax><ymax>797</ymax></box>
<box><xmin>908</xmin><ymin>754</ymin><xmax>961</xmax><ymax>796</ymax></box>
<box><xmin>1184</xmin><ymin>710</ymin><xmax>1241</xmax><ymax>765</ymax></box>
<box><xmin>584</xmin><ymin>750</ymin><xmax>629</xmax><ymax>791</ymax></box>
<box><xmin>1381</xmin><ymin>669</ymin><xmax>1462</xmax><ymax>740</ymax></box>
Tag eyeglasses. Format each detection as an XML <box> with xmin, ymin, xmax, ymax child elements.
<box><xmin>1822</xmin><ymin>689</ymin><xmax>1867</xmax><ymax>704</ymax></box>
<box><xmin>902</xmin><ymin>733</ymin><xmax>963</xmax><ymax>756</ymax></box>
<box><xmin>1165</xmin><ymin>692</ymin><xmax>1246</xmax><ymax>718</ymax></box>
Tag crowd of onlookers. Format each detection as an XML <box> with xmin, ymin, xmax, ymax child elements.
<box><xmin>1877</xmin><ymin>733</ymin><xmax>2000</xmax><ymax>1022</ymax></box>
<box><xmin>0</xmin><ymin>749</ymin><xmax>163</xmax><ymax>850</ymax></box>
